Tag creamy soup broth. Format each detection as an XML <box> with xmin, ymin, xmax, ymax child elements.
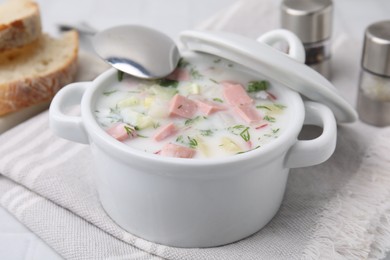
<box><xmin>95</xmin><ymin>53</ymin><xmax>289</xmax><ymax>159</ymax></box>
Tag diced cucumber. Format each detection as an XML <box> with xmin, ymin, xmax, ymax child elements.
<box><xmin>220</xmin><ymin>137</ymin><xmax>241</xmax><ymax>153</ymax></box>
<box><xmin>180</xmin><ymin>83</ymin><xmax>201</xmax><ymax>96</ymax></box>
<box><xmin>137</xmin><ymin>114</ymin><xmax>154</xmax><ymax>129</ymax></box>
<box><xmin>196</xmin><ymin>136</ymin><xmax>209</xmax><ymax>157</ymax></box>
<box><xmin>191</xmin><ymin>83</ymin><xmax>201</xmax><ymax>94</ymax></box>
<box><xmin>143</xmin><ymin>97</ymin><xmax>155</xmax><ymax>108</ymax></box>
<box><xmin>121</xmin><ymin>108</ymin><xmax>154</xmax><ymax>129</ymax></box>
<box><xmin>150</xmin><ymin>85</ymin><xmax>178</xmax><ymax>100</ymax></box>
<box><xmin>117</xmin><ymin>96</ymin><xmax>139</xmax><ymax>107</ymax></box>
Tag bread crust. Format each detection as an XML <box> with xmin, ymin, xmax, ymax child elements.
<box><xmin>0</xmin><ymin>31</ymin><xmax>79</xmax><ymax>116</ymax></box>
<box><xmin>0</xmin><ymin>1</ymin><xmax>42</xmax><ymax>51</ymax></box>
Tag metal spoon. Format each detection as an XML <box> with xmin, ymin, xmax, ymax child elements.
<box><xmin>59</xmin><ymin>24</ymin><xmax>181</xmax><ymax>79</ymax></box>
<box><xmin>93</xmin><ymin>25</ymin><xmax>181</xmax><ymax>79</ymax></box>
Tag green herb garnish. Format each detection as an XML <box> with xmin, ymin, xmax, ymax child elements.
<box><xmin>158</xmin><ymin>79</ymin><xmax>179</xmax><ymax>88</ymax></box>
<box><xmin>153</xmin><ymin>122</ymin><xmax>161</xmax><ymax>129</ymax></box>
<box><xmin>103</xmin><ymin>90</ymin><xmax>117</xmax><ymax>96</ymax></box>
<box><xmin>107</xmin><ymin>105</ymin><xmax>123</xmax><ymax>123</ymax></box>
<box><xmin>228</xmin><ymin>125</ymin><xmax>251</xmax><ymax>142</ymax></box>
<box><xmin>237</xmin><ymin>145</ymin><xmax>260</xmax><ymax>154</ymax></box>
<box><xmin>200</xmin><ymin>129</ymin><xmax>213</xmax><ymax>136</ymax></box>
<box><xmin>228</xmin><ymin>64</ymin><xmax>234</xmax><ymax>67</ymax></box>
<box><xmin>240</xmin><ymin>127</ymin><xmax>250</xmax><ymax>142</ymax></box>
<box><xmin>256</xmin><ymin>105</ymin><xmax>271</xmax><ymax>110</ymax></box>
<box><xmin>109</xmin><ymin>105</ymin><xmax>120</xmax><ymax>114</ymax></box>
<box><xmin>213</xmin><ymin>98</ymin><xmax>223</xmax><ymax>103</ymax></box>
<box><xmin>209</xmin><ymin>78</ymin><xmax>219</xmax><ymax>84</ymax></box>
<box><xmin>213</xmin><ymin>58</ymin><xmax>221</xmax><ymax>63</ymax></box>
<box><xmin>178</xmin><ymin>58</ymin><xmax>189</xmax><ymax>68</ymax></box>
<box><xmin>190</xmin><ymin>68</ymin><xmax>202</xmax><ymax>79</ymax></box>
<box><xmin>137</xmin><ymin>134</ymin><xmax>148</xmax><ymax>138</ymax></box>
<box><xmin>176</xmin><ymin>135</ymin><xmax>199</xmax><ymax>148</ymax></box>
<box><xmin>184</xmin><ymin>116</ymin><xmax>203</xmax><ymax>126</ymax></box>
<box><xmin>272</xmin><ymin>128</ymin><xmax>280</xmax><ymax>134</ymax></box>
<box><xmin>117</xmin><ymin>70</ymin><xmax>124</xmax><ymax>82</ymax></box>
<box><xmin>274</xmin><ymin>104</ymin><xmax>287</xmax><ymax>110</ymax></box>
<box><xmin>247</xmin><ymin>80</ymin><xmax>269</xmax><ymax>93</ymax></box>
<box><xmin>124</xmin><ymin>125</ymin><xmax>135</xmax><ymax>136</ymax></box>
<box><xmin>188</xmin><ymin>136</ymin><xmax>198</xmax><ymax>148</ymax></box>
<box><xmin>176</xmin><ymin>135</ymin><xmax>184</xmax><ymax>143</ymax></box>
<box><xmin>228</xmin><ymin>125</ymin><xmax>246</xmax><ymax>135</ymax></box>
<box><xmin>263</xmin><ymin>115</ymin><xmax>276</xmax><ymax>123</ymax></box>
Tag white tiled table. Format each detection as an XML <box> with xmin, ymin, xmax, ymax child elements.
<box><xmin>1</xmin><ymin>0</ymin><xmax>390</xmax><ymax>259</ymax></box>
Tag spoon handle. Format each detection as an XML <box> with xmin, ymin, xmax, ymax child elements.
<box><xmin>57</xmin><ymin>22</ymin><xmax>97</xmax><ymax>36</ymax></box>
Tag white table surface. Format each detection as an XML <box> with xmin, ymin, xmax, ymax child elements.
<box><xmin>1</xmin><ymin>0</ymin><xmax>390</xmax><ymax>259</ymax></box>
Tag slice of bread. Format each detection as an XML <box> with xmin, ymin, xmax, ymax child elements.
<box><xmin>0</xmin><ymin>30</ymin><xmax>79</xmax><ymax>116</ymax></box>
<box><xmin>0</xmin><ymin>0</ymin><xmax>42</xmax><ymax>51</ymax></box>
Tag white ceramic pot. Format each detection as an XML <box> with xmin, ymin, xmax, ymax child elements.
<box><xmin>49</xmin><ymin>29</ymin><xmax>343</xmax><ymax>248</ymax></box>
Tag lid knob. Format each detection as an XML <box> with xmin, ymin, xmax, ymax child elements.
<box><xmin>281</xmin><ymin>0</ymin><xmax>333</xmax><ymax>43</ymax></box>
<box><xmin>362</xmin><ymin>20</ymin><xmax>390</xmax><ymax>77</ymax></box>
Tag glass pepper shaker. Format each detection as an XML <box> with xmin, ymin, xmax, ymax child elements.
<box><xmin>357</xmin><ymin>20</ymin><xmax>390</xmax><ymax>127</ymax></box>
<box><xmin>281</xmin><ymin>0</ymin><xmax>333</xmax><ymax>79</ymax></box>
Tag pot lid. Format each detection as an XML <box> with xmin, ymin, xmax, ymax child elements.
<box><xmin>180</xmin><ymin>30</ymin><xmax>357</xmax><ymax>123</ymax></box>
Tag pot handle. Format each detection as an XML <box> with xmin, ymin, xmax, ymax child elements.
<box><xmin>256</xmin><ymin>29</ymin><xmax>305</xmax><ymax>64</ymax></box>
<box><xmin>49</xmin><ymin>82</ymin><xmax>90</xmax><ymax>144</ymax></box>
<box><xmin>284</xmin><ymin>101</ymin><xmax>337</xmax><ymax>169</ymax></box>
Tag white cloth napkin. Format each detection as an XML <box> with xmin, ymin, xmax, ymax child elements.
<box><xmin>1</xmin><ymin>0</ymin><xmax>390</xmax><ymax>259</ymax></box>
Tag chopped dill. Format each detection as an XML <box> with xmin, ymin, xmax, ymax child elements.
<box><xmin>117</xmin><ymin>70</ymin><xmax>124</xmax><ymax>82</ymax></box>
<box><xmin>103</xmin><ymin>90</ymin><xmax>117</xmax><ymax>96</ymax></box>
<box><xmin>263</xmin><ymin>115</ymin><xmax>276</xmax><ymax>123</ymax></box>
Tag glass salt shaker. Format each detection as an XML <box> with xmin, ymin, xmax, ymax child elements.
<box><xmin>357</xmin><ymin>20</ymin><xmax>390</xmax><ymax>127</ymax></box>
<box><xmin>281</xmin><ymin>0</ymin><xmax>333</xmax><ymax>79</ymax></box>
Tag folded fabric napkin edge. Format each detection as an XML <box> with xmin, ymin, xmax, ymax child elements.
<box><xmin>0</xmin><ymin>175</ymin><xmax>166</xmax><ymax>260</ymax></box>
<box><xmin>300</xmin><ymin>129</ymin><xmax>390</xmax><ymax>260</ymax></box>
<box><xmin>0</xmin><ymin>111</ymin><xmax>171</xmax><ymax>259</ymax></box>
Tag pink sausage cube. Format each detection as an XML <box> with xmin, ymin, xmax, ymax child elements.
<box><xmin>153</xmin><ymin>123</ymin><xmax>177</xmax><ymax>141</ymax></box>
<box><xmin>222</xmin><ymin>82</ymin><xmax>253</xmax><ymax>106</ymax></box>
<box><xmin>167</xmin><ymin>68</ymin><xmax>190</xmax><ymax>81</ymax></box>
<box><xmin>195</xmin><ymin>99</ymin><xmax>226</xmax><ymax>115</ymax></box>
<box><xmin>169</xmin><ymin>94</ymin><xmax>198</xmax><ymax>119</ymax></box>
<box><xmin>234</xmin><ymin>105</ymin><xmax>262</xmax><ymax>123</ymax></box>
<box><xmin>160</xmin><ymin>143</ymin><xmax>196</xmax><ymax>158</ymax></box>
<box><xmin>106</xmin><ymin>123</ymin><xmax>137</xmax><ymax>141</ymax></box>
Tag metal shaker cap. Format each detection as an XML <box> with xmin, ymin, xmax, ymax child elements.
<box><xmin>281</xmin><ymin>0</ymin><xmax>333</xmax><ymax>43</ymax></box>
<box><xmin>362</xmin><ymin>20</ymin><xmax>390</xmax><ymax>77</ymax></box>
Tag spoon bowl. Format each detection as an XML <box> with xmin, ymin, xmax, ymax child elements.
<box><xmin>93</xmin><ymin>25</ymin><xmax>181</xmax><ymax>79</ymax></box>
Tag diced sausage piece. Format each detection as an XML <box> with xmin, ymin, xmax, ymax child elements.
<box><xmin>222</xmin><ymin>82</ymin><xmax>253</xmax><ymax>106</ymax></box>
<box><xmin>167</xmin><ymin>68</ymin><xmax>189</xmax><ymax>81</ymax></box>
<box><xmin>195</xmin><ymin>99</ymin><xmax>226</xmax><ymax>115</ymax></box>
<box><xmin>266</xmin><ymin>91</ymin><xmax>277</xmax><ymax>101</ymax></box>
<box><xmin>234</xmin><ymin>105</ymin><xmax>262</xmax><ymax>123</ymax></box>
<box><xmin>153</xmin><ymin>123</ymin><xmax>177</xmax><ymax>141</ymax></box>
<box><xmin>169</xmin><ymin>94</ymin><xmax>197</xmax><ymax>119</ymax></box>
<box><xmin>160</xmin><ymin>143</ymin><xmax>196</xmax><ymax>158</ymax></box>
<box><xmin>106</xmin><ymin>123</ymin><xmax>137</xmax><ymax>141</ymax></box>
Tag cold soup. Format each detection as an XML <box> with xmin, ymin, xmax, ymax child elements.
<box><xmin>95</xmin><ymin>54</ymin><xmax>288</xmax><ymax>159</ymax></box>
